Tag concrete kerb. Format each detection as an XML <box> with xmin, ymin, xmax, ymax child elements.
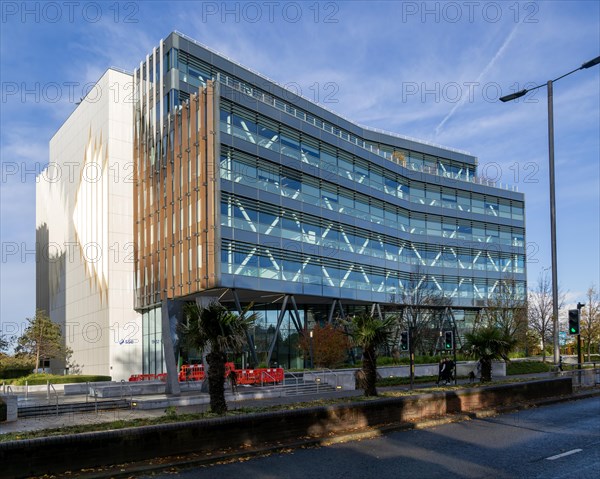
<box><xmin>33</xmin><ymin>385</ymin><xmax>600</xmax><ymax>479</ymax></box>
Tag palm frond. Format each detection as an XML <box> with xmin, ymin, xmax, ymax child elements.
<box><xmin>178</xmin><ymin>301</ymin><xmax>256</xmax><ymax>355</ymax></box>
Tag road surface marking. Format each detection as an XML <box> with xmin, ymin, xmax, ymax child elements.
<box><xmin>546</xmin><ymin>449</ymin><xmax>583</xmax><ymax>461</ymax></box>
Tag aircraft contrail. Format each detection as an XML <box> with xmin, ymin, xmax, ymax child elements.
<box><xmin>434</xmin><ymin>23</ymin><xmax>521</xmax><ymax>138</ymax></box>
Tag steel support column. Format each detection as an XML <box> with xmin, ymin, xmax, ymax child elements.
<box><xmin>232</xmin><ymin>288</ymin><xmax>259</xmax><ymax>367</ymax></box>
<box><xmin>161</xmin><ymin>300</ymin><xmax>181</xmax><ymax>396</ymax></box>
<box><xmin>266</xmin><ymin>295</ymin><xmax>289</xmax><ymax>366</ymax></box>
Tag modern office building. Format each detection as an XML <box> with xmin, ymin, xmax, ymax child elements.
<box><xmin>37</xmin><ymin>32</ymin><xmax>526</xmax><ymax>379</ymax></box>
<box><xmin>36</xmin><ymin>68</ymin><xmax>141</xmax><ymax>380</ymax></box>
<box><xmin>133</xmin><ymin>32</ymin><xmax>526</xmax><ymax>375</ymax></box>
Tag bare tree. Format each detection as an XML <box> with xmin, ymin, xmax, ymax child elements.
<box><xmin>528</xmin><ymin>270</ymin><xmax>565</xmax><ymax>361</ymax></box>
<box><xmin>400</xmin><ymin>268</ymin><xmax>451</xmax><ymax>355</ymax></box>
<box><xmin>481</xmin><ymin>275</ymin><xmax>528</xmax><ymax>352</ymax></box>
<box><xmin>581</xmin><ymin>285</ymin><xmax>600</xmax><ymax>361</ymax></box>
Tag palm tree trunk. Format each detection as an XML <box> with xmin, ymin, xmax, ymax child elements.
<box><xmin>207</xmin><ymin>351</ymin><xmax>227</xmax><ymax>414</ymax></box>
<box><xmin>362</xmin><ymin>348</ymin><xmax>378</xmax><ymax>396</ymax></box>
<box><xmin>481</xmin><ymin>358</ymin><xmax>492</xmax><ymax>382</ymax></box>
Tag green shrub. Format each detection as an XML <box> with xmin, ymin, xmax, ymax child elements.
<box><xmin>8</xmin><ymin>374</ymin><xmax>112</xmax><ymax>386</ymax></box>
<box><xmin>377</xmin><ymin>354</ymin><xmax>469</xmax><ymax>366</ymax></box>
<box><xmin>0</xmin><ymin>368</ymin><xmax>32</xmax><ymax>380</ymax></box>
<box><xmin>508</xmin><ymin>351</ymin><xmax>528</xmax><ymax>359</ymax></box>
<box><xmin>377</xmin><ymin>375</ymin><xmax>438</xmax><ymax>386</ymax></box>
<box><xmin>0</xmin><ymin>354</ymin><xmax>36</xmax><ymax>379</ymax></box>
<box><xmin>506</xmin><ymin>361</ymin><xmax>553</xmax><ymax>375</ymax></box>
<box><xmin>376</xmin><ymin>356</ymin><xmax>402</xmax><ymax>366</ymax></box>
<box><xmin>0</xmin><ymin>398</ymin><xmax>6</xmax><ymax>422</ymax></box>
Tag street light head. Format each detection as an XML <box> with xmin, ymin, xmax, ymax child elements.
<box><xmin>581</xmin><ymin>55</ymin><xmax>600</xmax><ymax>69</ymax></box>
<box><xmin>499</xmin><ymin>89</ymin><xmax>528</xmax><ymax>102</ymax></box>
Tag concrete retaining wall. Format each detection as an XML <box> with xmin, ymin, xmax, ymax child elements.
<box><xmin>64</xmin><ymin>382</ymin><xmax>118</xmax><ymax>395</ymax></box>
<box><xmin>0</xmin><ymin>394</ymin><xmax>18</xmax><ymax>423</ymax></box>
<box><xmin>561</xmin><ymin>368</ymin><xmax>600</xmax><ymax>387</ymax></box>
<box><xmin>0</xmin><ymin>377</ymin><xmax>572</xmax><ymax>479</ymax></box>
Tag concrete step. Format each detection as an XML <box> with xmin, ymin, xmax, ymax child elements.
<box><xmin>18</xmin><ymin>399</ymin><xmax>131</xmax><ymax>418</ymax></box>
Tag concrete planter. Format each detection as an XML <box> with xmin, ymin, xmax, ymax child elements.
<box><xmin>0</xmin><ymin>394</ymin><xmax>18</xmax><ymax>423</ymax></box>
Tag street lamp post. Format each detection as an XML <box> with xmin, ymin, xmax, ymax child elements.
<box><xmin>499</xmin><ymin>55</ymin><xmax>600</xmax><ymax>365</ymax></box>
<box><xmin>309</xmin><ymin>330</ymin><xmax>314</xmax><ymax>370</ymax></box>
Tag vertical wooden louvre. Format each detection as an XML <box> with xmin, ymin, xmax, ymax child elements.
<box><xmin>134</xmin><ymin>81</ymin><xmax>218</xmax><ymax>309</ymax></box>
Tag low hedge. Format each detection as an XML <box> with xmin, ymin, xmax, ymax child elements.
<box><xmin>377</xmin><ymin>354</ymin><xmax>470</xmax><ymax>366</ymax></box>
<box><xmin>506</xmin><ymin>361</ymin><xmax>553</xmax><ymax>375</ymax></box>
<box><xmin>8</xmin><ymin>374</ymin><xmax>112</xmax><ymax>386</ymax></box>
<box><xmin>377</xmin><ymin>375</ymin><xmax>438</xmax><ymax>386</ymax></box>
<box><xmin>0</xmin><ymin>368</ymin><xmax>32</xmax><ymax>380</ymax></box>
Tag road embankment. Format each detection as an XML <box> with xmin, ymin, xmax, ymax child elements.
<box><xmin>0</xmin><ymin>377</ymin><xmax>576</xmax><ymax>479</ymax></box>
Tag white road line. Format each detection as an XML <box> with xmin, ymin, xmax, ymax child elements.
<box><xmin>546</xmin><ymin>449</ymin><xmax>583</xmax><ymax>461</ymax></box>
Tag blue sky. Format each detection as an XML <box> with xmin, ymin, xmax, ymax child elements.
<box><xmin>1</xmin><ymin>1</ymin><xmax>599</xmax><ymax>338</ymax></box>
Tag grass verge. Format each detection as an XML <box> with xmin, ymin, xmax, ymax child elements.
<box><xmin>7</xmin><ymin>374</ymin><xmax>112</xmax><ymax>386</ymax></box>
<box><xmin>506</xmin><ymin>361</ymin><xmax>553</xmax><ymax>375</ymax></box>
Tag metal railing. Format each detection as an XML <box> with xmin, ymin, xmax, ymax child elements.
<box><xmin>120</xmin><ymin>379</ymin><xmax>134</xmax><ymax>408</ymax></box>
<box><xmin>1</xmin><ymin>384</ymin><xmax>14</xmax><ymax>395</ymax></box>
<box><xmin>260</xmin><ymin>370</ymin><xmax>278</xmax><ymax>388</ymax></box>
<box><xmin>47</xmin><ymin>383</ymin><xmax>59</xmax><ymax>416</ymax></box>
<box><xmin>86</xmin><ymin>382</ymin><xmax>99</xmax><ymax>414</ymax></box>
<box><xmin>318</xmin><ymin>368</ymin><xmax>340</xmax><ymax>389</ymax></box>
<box><xmin>553</xmin><ymin>363</ymin><xmax>600</xmax><ymax>387</ymax></box>
<box><xmin>285</xmin><ymin>371</ymin><xmax>302</xmax><ymax>395</ymax></box>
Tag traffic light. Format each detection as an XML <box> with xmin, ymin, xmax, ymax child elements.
<box><xmin>444</xmin><ymin>331</ymin><xmax>454</xmax><ymax>350</ymax></box>
<box><xmin>400</xmin><ymin>331</ymin><xmax>409</xmax><ymax>351</ymax></box>
<box><xmin>568</xmin><ymin>309</ymin><xmax>580</xmax><ymax>335</ymax></box>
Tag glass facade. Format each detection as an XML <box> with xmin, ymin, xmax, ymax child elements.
<box><xmin>141</xmin><ymin>307</ymin><xmax>164</xmax><ymax>375</ymax></box>
<box><xmin>135</xmin><ymin>33</ymin><xmax>527</xmax><ymax>370</ymax></box>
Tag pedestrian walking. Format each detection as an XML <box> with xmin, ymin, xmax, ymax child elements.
<box><xmin>229</xmin><ymin>369</ymin><xmax>238</xmax><ymax>394</ymax></box>
<box><xmin>437</xmin><ymin>358</ymin><xmax>445</xmax><ymax>385</ymax></box>
<box><xmin>446</xmin><ymin>358</ymin><xmax>455</xmax><ymax>384</ymax></box>
<box><xmin>558</xmin><ymin>356</ymin><xmax>564</xmax><ymax>372</ymax></box>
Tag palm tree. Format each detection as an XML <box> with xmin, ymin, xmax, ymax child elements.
<box><xmin>179</xmin><ymin>301</ymin><xmax>256</xmax><ymax>414</ymax></box>
<box><xmin>464</xmin><ymin>326</ymin><xmax>516</xmax><ymax>382</ymax></box>
<box><xmin>345</xmin><ymin>313</ymin><xmax>395</xmax><ymax>397</ymax></box>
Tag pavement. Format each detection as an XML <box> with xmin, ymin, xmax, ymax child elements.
<box><xmin>0</xmin><ymin>370</ymin><xmax>595</xmax><ymax>437</ymax></box>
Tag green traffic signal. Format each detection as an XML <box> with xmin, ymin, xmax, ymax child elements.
<box><xmin>568</xmin><ymin>309</ymin><xmax>580</xmax><ymax>335</ymax></box>
<box><xmin>444</xmin><ymin>331</ymin><xmax>453</xmax><ymax>349</ymax></box>
<box><xmin>400</xmin><ymin>331</ymin><xmax>409</xmax><ymax>351</ymax></box>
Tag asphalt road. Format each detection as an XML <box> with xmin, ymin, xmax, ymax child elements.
<box><xmin>142</xmin><ymin>395</ymin><xmax>600</xmax><ymax>479</ymax></box>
